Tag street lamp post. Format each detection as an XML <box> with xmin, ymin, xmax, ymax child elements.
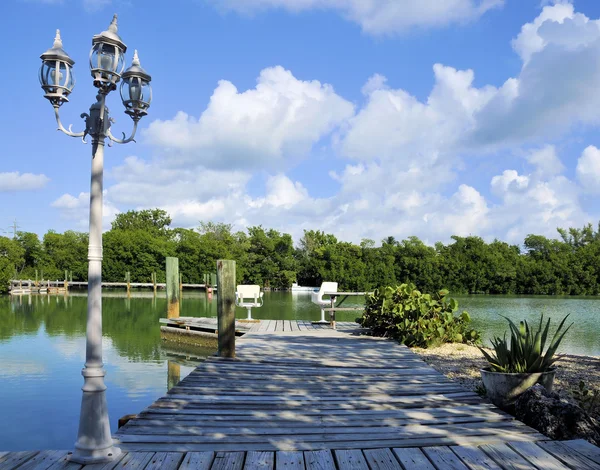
<box><xmin>39</xmin><ymin>15</ymin><xmax>152</xmax><ymax>464</ymax></box>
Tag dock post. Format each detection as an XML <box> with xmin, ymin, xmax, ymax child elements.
<box><xmin>217</xmin><ymin>260</ymin><xmax>236</xmax><ymax>358</ymax></box>
<box><xmin>166</xmin><ymin>257</ymin><xmax>180</xmax><ymax>319</ymax></box>
<box><xmin>35</xmin><ymin>269</ymin><xmax>38</xmax><ymax>288</ymax></box>
<box><xmin>125</xmin><ymin>272</ymin><xmax>131</xmax><ymax>297</ymax></box>
<box><xmin>152</xmin><ymin>272</ymin><xmax>157</xmax><ymax>296</ymax></box>
<box><xmin>330</xmin><ymin>297</ymin><xmax>336</xmax><ymax>330</ymax></box>
<box><xmin>179</xmin><ymin>273</ymin><xmax>183</xmax><ymax>293</ymax></box>
<box><xmin>64</xmin><ymin>269</ymin><xmax>69</xmax><ymax>293</ymax></box>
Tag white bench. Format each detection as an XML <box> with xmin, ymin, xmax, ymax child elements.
<box><xmin>235</xmin><ymin>285</ymin><xmax>264</xmax><ymax>320</ymax></box>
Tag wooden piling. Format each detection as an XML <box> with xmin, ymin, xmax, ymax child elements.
<box><xmin>217</xmin><ymin>260</ymin><xmax>236</xmax><ymax>358</ymax></box>
<box><xmin>179</xmin><ymin>273</ymin><xmax>183</xmax><ymax>292</ymax></box>
<box><xmin>64</xmin><ymin>270</ymin><xmax>69</xmax><ymax>293</ymax></box>
<box><xmin>166</xmin><ymin>257</ymin><xmax>180</xmax><ymax>319</ymax></box>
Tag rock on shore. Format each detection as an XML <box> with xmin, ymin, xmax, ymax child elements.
<box><xmin>514</xmin><ymin>384</ymin><xmax>600</xmax><ymax>446</ymax></box>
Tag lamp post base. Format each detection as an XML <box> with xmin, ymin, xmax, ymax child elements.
<box><xmin>69</xmin><ymin>445</ymin><xmax>121</xmax><ymax>465</ymax></box>
<box><xmin>69</xmin><ymin>367</ymin><xmax>121</xmax><ymax>465</ymax></box>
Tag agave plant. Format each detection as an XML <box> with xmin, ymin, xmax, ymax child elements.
<box><xmin>480</xmin><ymin>314</ymin><xmax>572</xmax><ymax>373</ymax></box>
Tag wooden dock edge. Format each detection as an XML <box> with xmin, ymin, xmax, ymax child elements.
<box><xmin>160</xmin><ymin>326</ymin><xmax>218</xmax><ymax>349</ymax></box>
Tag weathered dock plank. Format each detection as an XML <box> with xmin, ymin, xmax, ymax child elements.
<box><xmin>178</xmin><ymin>452</ymin><xmax>214</xmax><ymax>470</ymax></box>
<box><xmin>332</xmin><ymin>450</ymin><xmax>369</xmax><ymax>469</ymax></box>
<box><xmin>422</xmin><ymin>446</ymin><xmax>470</xmax><ymax>470</ymax></box>
<box><xmin>1</xmin><ymin>440</ymin><xmax>599</xmax><ymax>469</ymax></box>
<box><xmin>392</xmin><ymin>448</ymin><xmax>436</xmax><ymax>470</ymax></box>
<box><xmin>243</xmin><ymin>451</ymin><xmax>274</xmax><ymax>469</ymax></box>
<box><xmin>536</xmin><ymin>440</ymin><xmax>600</xmax><ymax>470</ymax></box>
<box><xmin>363</xmin><ymin>448</ymin><xmax>402</xmax><ymax>469</ymax></box>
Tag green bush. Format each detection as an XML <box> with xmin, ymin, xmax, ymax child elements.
<box><xmin>358</xmin><ymin>283</ymin><xmax>481</xmax><ymax>348</ymax></box>
<box><xmin>479</xmin><ymin>314</ymin><xmax>572</xmax><ymax>373</ymax></box>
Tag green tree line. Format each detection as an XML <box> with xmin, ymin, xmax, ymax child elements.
<box><xmin>2</xmin><ymin>209</ymin><xmax>600</xmax><ymax>295</ymax></box>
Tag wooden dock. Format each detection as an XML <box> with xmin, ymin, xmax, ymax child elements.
<box><xmin>1</xmin><ymin>439</ymin><xmax>599</xmax><ymax>469</ymax></box>
<box><xmin>2</xmin><ymin>324</ymin><xmax>600</xmax><ymax>469</ymax></box>
<box><xmin>8</xmin><ymin>280</ymin><xmax>211</xmax><ymax>294</ymax></box>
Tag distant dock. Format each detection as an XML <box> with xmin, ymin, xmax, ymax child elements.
<box><xmin>8</xmin><ymin>279</ymin><xmax>212</xmax><ymax>295</ymax></box>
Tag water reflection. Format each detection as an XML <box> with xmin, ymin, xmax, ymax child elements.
<box><xmin>167</xmin><ymin>360</ymin><xmax>181</xmax><ymax>391</ymax></box>
<box><xmin>0</xmin><ymin>293</ymin><xmax>217</xmax><ymax>451</ymax></box>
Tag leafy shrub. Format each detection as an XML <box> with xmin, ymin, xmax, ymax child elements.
<box><xmin>571</xmin><ymin>381</ymin><xmax>600</xmax><ymax>417</ymax></box>
<box><xmin>479</xmin><ymin>314</ymin><xmax>572</xmax><ymax>373</ymax></box>
<box><xmin>358</xmin><ymin>283</ymin><xmax>481</xmax><ymax>348</ymax></box>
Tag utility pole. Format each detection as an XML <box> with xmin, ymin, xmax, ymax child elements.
<box><xmin>10</xmin><ymin>219</ymin><xmax>19</xmax><ymax>239</ymax></box>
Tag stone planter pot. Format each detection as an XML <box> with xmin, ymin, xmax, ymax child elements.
<box><xmin>480</xmin><ymin>367</ymin><xmax>556</xmax><ymax>409</ymax></box>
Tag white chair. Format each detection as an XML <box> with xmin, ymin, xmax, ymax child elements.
<box><xmin>311</xmin><ymin>282</ymin><xmax>338</xmax><ymax>323</ymax></box>
<box><xmin>235</xmin><ymin>285</ymin><xmax>264</xmax><ymax>320</ymax></box>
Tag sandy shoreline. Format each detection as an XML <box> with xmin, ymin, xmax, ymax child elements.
<box><xmin>411</xmin><ymin>343</ymin><xmax>600</xmax><ymax>419</ymax></box>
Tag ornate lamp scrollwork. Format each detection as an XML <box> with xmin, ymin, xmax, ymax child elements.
<box><xmin>40</xmin><ymin>16</ymin><xmax>151</xmax><ymax>146</ymax></box>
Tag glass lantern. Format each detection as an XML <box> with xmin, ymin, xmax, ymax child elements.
<box><xmin>120</xmin><ymin>51</ymin><xmax>152</xmax><ymax>120</ymax></box>
<box><xmin>39</xmin><ymin>30</ymin><xmax>75</xmax><ymax>107</ymax></box>
<box><xmin>89</xmin><ymin>15</ymin><xmax>127</xmax><ymax>92</ymax></box>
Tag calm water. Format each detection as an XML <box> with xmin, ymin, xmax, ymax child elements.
<box><xmin>0</xmin><ymin>291</ymin><xmax>598</xmax><ymax>451</ymax></box>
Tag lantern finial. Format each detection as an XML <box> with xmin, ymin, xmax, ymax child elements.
<box><xmin>109</xmin><ymin>14</ymin><xmax>118</xmax><ymax>33</ymax></box>
<box><xmin>132</xmin><ymin>50</ymin><xmax>140</xmax><ymax>66</ymax></box>
<box><xmin>53</xmin><ymin>30</ymin><xmax>63</xmax><ymax>49</ymax></box>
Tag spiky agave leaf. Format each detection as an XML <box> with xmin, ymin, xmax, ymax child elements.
<box><xmin>541</xmin><ymin>315</ymin><xmax>573</xmax><ymax>371</ymax></box>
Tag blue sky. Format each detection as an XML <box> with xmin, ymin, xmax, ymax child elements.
<box><xmin>3</xmin><ymin>0</ymin><xmax>600</xmax><ymax>245</ymax></box>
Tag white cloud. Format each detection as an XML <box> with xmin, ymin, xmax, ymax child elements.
<box><xmin>472</xmin><ymin>4</ymin><xmax>600</xmax><ymax>147</ymax></box>
<box><xmin>511</xmin><ymin>1</ymin><xmax>576</xmax><ymax>64</ymax></box>
<box><xmin>264</xmin><ymin>174</ymin><xmax>309</xmax><ymax>208</ymax></box>
<box><xmin>441</xmin><ymin>185</ymin><xmax>489</xmax><ymax>237</ymax></box>
<box><xmin>52</xmin><ymin>191</ymin><xmax>119</xmax><ymax>230</ymax></box>
<box><xmin>0</xmin><ymin>172</ymin><xmax>49</xmax><ymax>192</ymax></box>
<box><xmin>576</xmin><ymin>145</ymin><xmax>600</xmax><ymax>194</ymax></box>
<box><xmin>144</xmin><ymin>66</ymin><xmax>354</xmax><ymax>171</ymax></box>
<box><xmin>327</xmin><ymin>5</ymin><xmax>600</xmax><ymax>156</ymax></box>
<box><xmin>487</xmin><ymin>159</ymin><xmax>588</xmax><ymax>243</ymax></box>
<box><xmin>339</xmin><ymin>64</ymin><xmax>496</xmax><ymax>163</ymax></box>
<box><xmin>526</xmin><ymin>145</ymin><xmax>565</xmax><ymax>177</ymax></box>
<box><xmin>361</xmin><ymin>74</ymin><xmax>388</xmax><ymax>96</ymax></box>
<box><xmin>107</xmin><ymin>156</ymin><xmax>250</xmax><ymax>206</ymax></box>
<box><xmin>491</xmin><ymin>170</ymin><xmax>529</xmax><ymax>197</ymax></box>
<box><xmin>208</xmin><ymin>0</ymin><xmax>504</xmax><ymax>35</ymax></box>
